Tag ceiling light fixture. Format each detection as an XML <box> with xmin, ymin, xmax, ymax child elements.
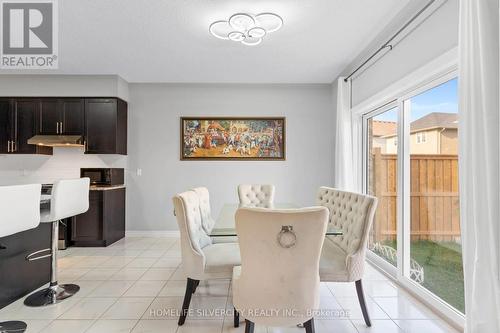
<box><xmin>209</xmin><ymin>12</ymin><xmax>283</xmax><ymax>46</ymax></box>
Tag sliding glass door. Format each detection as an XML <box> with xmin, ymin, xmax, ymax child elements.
<box><xmin>366</xmin><ymin>106</ymin><xmax>398</xmax><ymax>267</ymax></box>
<box><xmin>364</xmin><ymin>75</ymin><xmax>464</xmax><ymax>314</ymax></box>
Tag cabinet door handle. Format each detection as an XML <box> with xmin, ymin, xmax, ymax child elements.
<box><xmin>7</xmin><ymin>140</ymin><xmax>10</xmax><ymax>153</ymax></box>
<box><xmin>56</xmin><ymin>122</ymin><xmax>60</xmax><ymax>134</ymax></box>
<box><xmin>60</xmin><ymin>122</ymin><xmax>63</xmax><ymax>134</ymax></box>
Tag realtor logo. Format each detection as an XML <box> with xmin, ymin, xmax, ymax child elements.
<box><xmin>1</xmin><ymin>0</ymin><xmax>58</xmax><ymax>69</ymax></box>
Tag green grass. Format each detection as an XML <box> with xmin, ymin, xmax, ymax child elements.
<box><xmin>382</xmin><ymin>240</ymin><xmax>465</xmax><ymax>313</ymax></box>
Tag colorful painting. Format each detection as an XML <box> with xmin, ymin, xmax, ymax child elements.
<box><xmin>181</xmin><ymin>117</ymin><xmax>285</xmax><ymax>160</ymax></box>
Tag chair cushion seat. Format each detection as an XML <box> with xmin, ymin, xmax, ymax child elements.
<box><xmin>320</xmin><ymin>237</ymin><xmax>349</xmax><ymax>282</ymax></box>
<box><xmin>203</xmin><ymin>242</ymin><xmax>241</xmax><ymax>276</ymax></box>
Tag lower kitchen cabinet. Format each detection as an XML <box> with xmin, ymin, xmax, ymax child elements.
<box><xmin>0</xmin><ymin>223</ymin><xmax>51</xmax><ymax>308</ymax></box>
<box><xmin>71</xmin><ymin>188</ymin><xmax>125</xmax><ymax>247</ymax></box>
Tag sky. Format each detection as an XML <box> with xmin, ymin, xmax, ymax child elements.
<box><xmin>373</xmin><ymin>78</ymin><xmax>458</xmax><ymax>122</ymax></box>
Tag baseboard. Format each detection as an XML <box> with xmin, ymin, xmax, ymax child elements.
<box><xmin>125</xmin><ymin>230</ymin><xmax>180</xmax><ymax>237</ymax></box>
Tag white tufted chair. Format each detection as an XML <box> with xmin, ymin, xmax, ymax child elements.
<box><xmin>237</xmin><ymin>184</ymin><xmax>275</xmax><ymax>208</ymax></box>
<box><xmin>233</xmin><ymin>207</ymin><xmax>328</xmax><ymax>333</ymax></box>
<box><xmin>173</xmin><ymin>191</ymin><xmax>241</xmax><ymax>325</ymax></box>
<box><xmin>316</xmin><ymin>186</ymin><xmax>378</xmax><ymax>327</ymax></box>
<box><xmin>191</xmin><ymin>187</ymin><xmax>216</xmax><ymax>234</ymax></box>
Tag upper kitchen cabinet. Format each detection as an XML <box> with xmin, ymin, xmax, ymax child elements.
<box><xmin>0</xmin><ymin>98</ymin><xmax>51</xmax><ymax>155</ymax></box>
<box><xmin>85</xmin><ymin>98</ymin><xmax>127</xmax><ymax>155</ymax></box>
<box><xmin>39</xmin><ymin>99</ymin><xmax>85</xmax><ymax>135</ymax></box>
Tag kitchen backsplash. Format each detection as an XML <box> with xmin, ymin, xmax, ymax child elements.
<box><xmin>0</xmin><ymin>147</ymin><xmax>127</xmax><ymax>185</ymax></box>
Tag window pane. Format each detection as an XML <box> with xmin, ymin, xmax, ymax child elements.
<box><xmin>407</xmin><ymin>78</ymin><xmax>464</xmax><ymax>312</ymax></box>
<box><xmin>367</xmin><ymin>107</ymin><xmax>398</xmax><ymax>266</ymax></box>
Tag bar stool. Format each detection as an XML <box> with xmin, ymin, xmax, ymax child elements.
<box><xmin>24</xmin><ymin>178</ymin><xmax>89</xmax><ymax>307</ymax></box>
<box><xmin>0</xmin><ymin>184</ymin><xmax>41</xmax><ymax>333</ymax></box>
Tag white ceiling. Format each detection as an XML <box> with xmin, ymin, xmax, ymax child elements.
<box><xmin>2</xmin><ymin>0</ymin><xmax>410</xmax><ymax>83</ymax></box>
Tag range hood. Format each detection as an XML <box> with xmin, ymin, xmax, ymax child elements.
<box><xmin>27</xmin><ymin>135</ymin><xmax>84</xmax><ymax>147</ymax></box>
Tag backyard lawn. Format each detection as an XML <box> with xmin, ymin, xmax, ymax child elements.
<box><xmin>382</xmin><ymin>240</ymin><xmax>465</xmax><ymax>313</ymax></box>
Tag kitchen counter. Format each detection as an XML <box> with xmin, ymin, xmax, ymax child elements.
<box><xmin>89</xmin><ymin>184</ymin><xmax>126</xmax><ymax>191</ymax></box>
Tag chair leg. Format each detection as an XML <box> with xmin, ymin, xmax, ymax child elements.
<box><xmin>234</xmin><ymin>307</ymin><xmax>240</xmax><ymax>327</ymax></box>
<box><xmin>245</xmin><ymin>320</ymin><xmax>254</xmax><ymax>333</ymax></box>
<box><xmin>304</xmin><ymin>318</ymin><xmax>315</xmax><ymax>333</ymax></box>
<box><xmin>192</xmin><ymin>280</ymin><xmax>200</xmax><ymax>294</ymax></box>
<box><xmin>355</xmin><ymin>279</ymin><xmax>371</xmax><ymax>327</ymax></box>
<box><xmin>178</xmin><ymin>278</ymin><xmax>199</xmax><ymax>326</ymax></box>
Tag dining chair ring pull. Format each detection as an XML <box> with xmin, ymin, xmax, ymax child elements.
<box><xmin>277</xmin><ymin>225</ymin><xmax>296</xmax><ymax>248</ymax></box>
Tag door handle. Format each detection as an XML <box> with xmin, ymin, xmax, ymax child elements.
<box><xmin>60</xmin><ymin>122</ymin><xmax>63</xmax><ymax>134</ymax></box>
<box><xmin>56</xmin><ymin>122</ymin><xmax>60</xmax><ymax>134</ymax></box>
<box><xmin>7</xmin><ymin>140</ymin><xmax>10</xmax><ymax>153</ymax></box>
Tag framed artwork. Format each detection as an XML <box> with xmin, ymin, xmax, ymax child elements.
<box><xmin>180</xmin><ymin>117</ymin><xmax>286</xmax><ymax>160</ymax></box>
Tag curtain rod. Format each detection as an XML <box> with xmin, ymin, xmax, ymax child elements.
<box><xmin>344</xmin><ymin>0</ymin><xmax>438</xmax><ymax>82</ymax></box>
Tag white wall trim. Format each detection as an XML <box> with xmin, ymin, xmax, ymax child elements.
<box><xmin>125</xmin><ymin>230</ymin><xmax>180</xmax><ymax>238</ymax></box>
<box><xmin>351</xmin><ymin>46</ymin><xmax>458</xmax><ymax>116</ymax></box>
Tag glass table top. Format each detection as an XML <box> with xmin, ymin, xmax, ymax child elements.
<box><xmin>210</xmin><ymin>203</ymin><xmax>343</xmax><ymax>237</ymax></box>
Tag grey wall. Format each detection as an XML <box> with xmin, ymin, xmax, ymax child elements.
<box><xmin>127</xmin><ymin>84</ymin><xmax>334</xmax><ymax>231</ymax></box>
<box><xmin>347</xmin><ymin>0</ymin><xmax>459</xmax><ymax>106</ymax></box>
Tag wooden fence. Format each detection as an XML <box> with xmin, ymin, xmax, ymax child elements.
<box><xmin>370</xmin><ymin>148</ymin><xmax>460</xmax><ymax>242</ymax></box>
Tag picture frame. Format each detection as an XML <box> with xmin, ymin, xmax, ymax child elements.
<box><xmin>180</xmin><ymin>117</ymin><xmax>286</xmax><ymax>160</ymax></box>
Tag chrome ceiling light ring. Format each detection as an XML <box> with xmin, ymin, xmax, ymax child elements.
<box><xmin>228</xmin><ymin>13</ymin><xmax>255</xmax><ymax>32</ymax></box>
<box><xmin>209</xmin><ymin>20</ymin><xmax>232</xmax><ymax>40</ymax></box>
<box><xmin>241</xmin><ymin>36</ymin><xmax>262</xmax><ymax>46</ymax></box>
<box><xmin>228</xmin><ymin>31</ymin><xmax>246</xmax><ymax>42</ymax></box>
<box><xmin>247</xmin><ymin>27</ymin><xmax>266</xmax><ymax>39</ymax></box>
<box><xmin>255</xmin><ymin>12</ymin><xmax>283</xmax><ymax>33</ymax></box>
<box><xmin>209</xmin><ymin>12</ymin><xmax>282</xmax><ymax>46</ymax></box>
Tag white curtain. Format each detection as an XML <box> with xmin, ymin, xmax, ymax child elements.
<box><xmin>334</xmin><ymin>78</ymin><xmax>359</xmax><ymax>191</ymax></box>
<box><xmin>458</xmin><ymin>0</ymin><xmax>500</xmax><ymax>332</ymax></box>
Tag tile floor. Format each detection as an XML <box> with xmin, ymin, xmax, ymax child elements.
<box><xmin>0</xmin><ymin>237</ymin><xmax>460</xmax><ymax>333</ymax></box>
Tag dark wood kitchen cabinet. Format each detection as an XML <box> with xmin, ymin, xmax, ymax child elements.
<box><xmin>0</xmin><ymin>98</ymin><xmax>51</xmax><ymax>155</ymax></box>
<box><xmin>71</xmin><ymin>188</ymin><xmax>126</xmax><ymax>247</ymax></box>
<box><xmin>85</xmin><ymin>98</ymin><xmax>127</xmax><ymax>155</ymax></box>
<box><xmin>0</xmin><ymin>223</ymin><xmax>51</xmax><ymax>308</ymax></box>
<box><xmin>39</xmin><ymin>98</ymin><xmax>84</xmax><ymax>135</ymax></box>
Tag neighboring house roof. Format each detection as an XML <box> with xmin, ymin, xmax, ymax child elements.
<box><xmin>372</xmin><ymin>120</ymin><xmax>397</xmax><ymax>137</ymax></box>
<box><xmin>381</xmin><ymin>112</ymin><xmax>458</xmax><ymax>138</ymax></box>
<box><xmin>410</xmin><ymin>112</ymin><xmax>458</xmax><ymax>132</ymax></box>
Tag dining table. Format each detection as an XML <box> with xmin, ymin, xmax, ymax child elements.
<box><xmin>210</xmin><ymin>203</ymin><xmax>343</xmax><ymax>237</ymax></box>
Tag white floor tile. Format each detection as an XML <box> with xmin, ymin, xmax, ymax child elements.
<box><xmin>22</xmin><ymin>319</ymin><xmax>52</xmax><ymax>333</ymax></box>
<box><xmin>100</xmin><ymin>256</ymin><xmax>136</xmax><ymax>268</ymax></box>
<box><xmin>86</xmin><ymin>319</ymin><xmax>138</xmax><ymax>333</ymax></box>
<box><xmin>2</xmin><ymin>296</ymin><xmax>80</xmax><ymax>320</ymax></box>
<box><xmin>177</xmin><ymin>319</ymin><xmax>224</xmax><ymax>333</ymax></box>
<box><xmin>140</xmin><ymin>268</ymin><xmax>175</xmax><ymax>281</ymax></box>
<box><xmin>314</xmin><ymin>320</ymin><xmax>358</xmax><ymax>333</ymax></box>
<box><xmin>131</xmin><ymin>319</ymin><xmax>178</xmax><ymax>333</ymax></box>
<box><xmin>123</xmin><ymin>280</ymin><xmax>167</xmax><ymax>297</ymax></box>
<box><xmin>127</xmin><ymin>258</ymin><xmax>159</xmax><ymax>269</ymax></box>
<box><xmin>326</xmin><ymin>282</ymin><xmax>358</xmax><ymax>298</ymax></box>
<box><xmin>363</xmin><ymin>280</ymin><xmax>399</xmax><ymax>297</ymax></box>
<box><xmin>110</xmin><ymin>268</ymin><xmax>148</xmax><ymax>281</ymax></box>
<box><xmin>352</xmin><ymin>319</ymin><xmax>403</xmax><ymax>333</ymax></box>
<box><xmin>373</xmin><ymin>297</ymin><xmax>438</xmax><ymax>320</ymax></box>
<box><xmin>79</xmin><ymin>268</ymin><xmax>121</xmax><ymax>281</ymax></box>
<box><xmin>139</xmin><ymin>250</ymin><xmax>167</xmax><ymax>258</ymax></box>
<box><xmin>101</xmin><ymin>297</ymin><xmax>154</xmax><ymax>319</ymax></box>
<box><xmin>39</xmin><ymin>319</ymin><xmax>94</xmax><ymax>333</ymax></box>
<box><xmin>88</xmin><ymin>280</ymin><xmax>135</xmax><ymax>297</ymax></box>
<box><xmin>143</xmin><ymin>297</ymin><xmax>183</xmax><ymax>320</ymax></box>
<box><xmin>152</xmin><ymin>258</ymin><xmax>181</xmax><ymax>268</ymax></box>
<box><xmin>159</xmin><ymin>280</ymin><xmax>187</xmax><ymax>297</ymax></box>
<box><xmin>194</xmin><ymin>280</ymin><xmax>231</xmax><ymax>297</ymax></box>
<box><xmin>336</xmin><ymin>297</ymin><xmax>390</xmax><ymax>320</ymax></box>
<box><xmin>59</xmin><ymin>297</ymin><xmax>117</xmax><ymax>320</ymax></box>
<box><xmin>71</xmin><ymin>280</ymin><xmax>105</xmax><ymax>298</ymax></box>
<box><xmin>57</xmin><ymin>268</ymin><xmax>91</xmax><ymax>281</ymax></box>
<box><xmin>394</xmin><ymin>319</ymin><xmax>459</xmax><ymax>333</ymax></box>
